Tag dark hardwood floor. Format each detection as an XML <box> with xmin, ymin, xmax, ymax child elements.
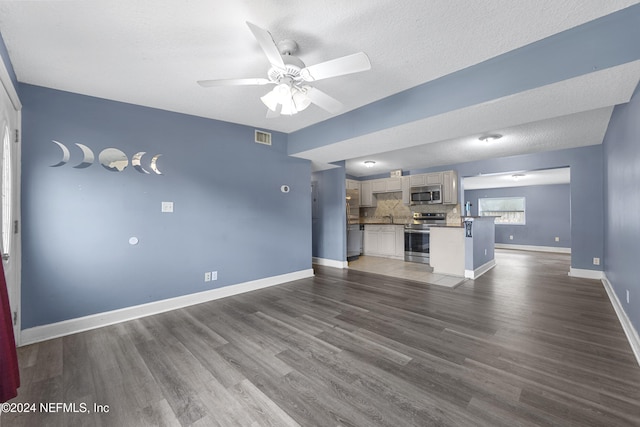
<box><xmin>5</xmin><ymin>250</ymin><xmax>640</xmax><ymax>426</ymax></box>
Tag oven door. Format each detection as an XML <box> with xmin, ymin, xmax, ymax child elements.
<box><xmin>404</xmin><ymin>229</ymin><xmax>430</xmax><ymax>263</ymax></box>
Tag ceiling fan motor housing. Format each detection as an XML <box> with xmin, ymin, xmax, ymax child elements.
<box><xmin>268</xmin><ymin>52</ymin><xmax>306</xmax><ymax>83</ymax></box>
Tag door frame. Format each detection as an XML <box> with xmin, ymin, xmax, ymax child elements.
<box><xmin>0</xmin><ymin>56</ymin><xmax>23</xmax><ymax>345</ymax></box>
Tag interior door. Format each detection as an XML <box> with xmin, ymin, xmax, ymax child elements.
<box><xmin>0</xmin><ymin>81</ymin><xmax>21</xmax><ymax>344</ymax></box>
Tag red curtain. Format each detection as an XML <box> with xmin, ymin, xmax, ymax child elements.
<box><xmin>0</xmin><ymin>260</ymin><xmax>19</xmax><ymax>402</ymax></box>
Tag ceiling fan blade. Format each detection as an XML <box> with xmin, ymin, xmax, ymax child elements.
<box><xmin>246</xmin><ymin>21</ymin><xmax>286</xmax><ymax>71</ymax></box>
<box><xmin>300</xmin><ymin>52</ymin><xmax>371</xmax><ymax>82</ymax></box>
<box><xmin>197</xmin><ymin>78</ymin><xmax>272</xmax><ymax>87</ymax></box>
<box><xmin>305</xmin><ymin>87</ymin><xmax>344</xmax><ymax>114</ymax></box>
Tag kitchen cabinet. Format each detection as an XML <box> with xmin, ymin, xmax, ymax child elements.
<box><xmin>360</xmin><ymin>181</ymin><xmax>376</xmax><ymax>207</ymax></box>
<box><xmin>426</xmin><ymin>172</ymin><xmax>443</xmax><ymax>185</ymax></box>
<box><xmin>442</xmin><ymin>170</ymin><xmax>458</xmax><ymax>204</ymax></box>
<box><xmin>363</xmin><ymin>225</ymin><xmax>404</xmax><ymax>259</ymax></box>
<box><xmin>346</xmin><ymin>179</ymin><xmax>360</xmax><ymax>190</ymax></box>
<box><xmin>386</xmin><ymin>177</ymin><xmax>402</xmax><ymax>192</ymax></box>
<box><xmin>409</xmin><ymin>174</ymin><xmax>426</xmax><ymax>186</ymax></box>
<box><xmin>372</xmin><ymin>177</ymin><xmax>402</xmax><ymax>193</ymax></box>
<box><xmin>372</xmin><ymin>179</ymin><xmax>387</xmax><ymax>193</ymax></box>
<box><xmin>402</xmin><ymin>176</ymin><xmax>410</xmax><ymax>205</ymax></box>
<box><xmin>409</xmin><ymin>172</ymin><xmax>442</xmax><ymax>186</ymax></box>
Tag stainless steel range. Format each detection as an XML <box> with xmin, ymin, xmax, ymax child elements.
<box><xmin>404</xmin><ymin>212</ymin><xmax>446</xmax><ymax>264</ymax></box>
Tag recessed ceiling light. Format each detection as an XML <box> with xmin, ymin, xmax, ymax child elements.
<box><xmin>479</xmin><ymin>134</ymin><xmax>503</xmax><ymax>142</ymax></box>
<box><xmin>364</xmin><ymin>160</ymin><xmax>376</xmax><ymax>168</ymax></box>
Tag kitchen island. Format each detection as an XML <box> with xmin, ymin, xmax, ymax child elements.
<box><xmin>429</xmin><ymin>216</ymin><xmax>496</xmax><ymax>279</ymax></box>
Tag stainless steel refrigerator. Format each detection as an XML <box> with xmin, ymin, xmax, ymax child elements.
<box><xmin>346</xmin><ymin>189</ymin><xmax>362</xmax><ymax>260</ymax></box>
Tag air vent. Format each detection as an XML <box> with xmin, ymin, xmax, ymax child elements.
<box><xmin>255</xmin><ymin>130</ymin><xmax>272</xmax><ymax>146</ymax></box>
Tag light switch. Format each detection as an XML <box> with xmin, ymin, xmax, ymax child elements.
<box><xmin>161</xmin><ymin>201</ymin><xmax>174</xmax><ymax>213</ymax></box>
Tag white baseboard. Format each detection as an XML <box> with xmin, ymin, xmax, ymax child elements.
<box><xmin>313</xmin><ymin>257</ymin><xmax>348</xmax><ymax>269</ymax></box>
<box><xmin>602</xmin><ymin>275</ymin><xmax>640</xmax><ymax>367</ymax></box>
<box><xmin>495</xmin><ymin>243</ymin><xmax>571</xmax><ymax>254</ymax></box>
<box><xmin>20</xmin><ymin>268</ymin><xmax>314</xmax><ymax>346</ymax></box>
<box><xmin>568</xmin><ymin>267</ymin><xmax>604</xmax><ymax>279</ymax></box>
<box><xmin>465</xmin><ymin>259</ymin><xmax>496</xmax><ymax>279</ymax></box>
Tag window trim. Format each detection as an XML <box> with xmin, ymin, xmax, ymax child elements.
<box><xmin>478</xmin><ymin>196</ymin><xmax>526</xmax><ymax>225</ymax></box>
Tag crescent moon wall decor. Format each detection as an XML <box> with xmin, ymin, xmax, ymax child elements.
<box><xmin>98</xmin><ymin>148</ymin><xmax>129</xmax><ymax>172</ymax></box>
<box><xmin>132</xmin><ymin>152</ymin><xmax>150</xmax><ymax>174</ymax></box>
<box><xmin>73</xmin><ymin>143</ymin><xmax>95</xmax><ymax>169</ymax></box>
<box><xmin>51</xmin><ymin>140</ymin><xmax>70</xmax><ymax>167</ymax></box>
<box><xmin>150</xmin><ymin>154</ymin><xmax>163</xmax><ymax>175</ymax></box>
<box><xmin>48</xmin><ymin>141</ymin><xmax>164</xmax><ymax>175</ymax></box>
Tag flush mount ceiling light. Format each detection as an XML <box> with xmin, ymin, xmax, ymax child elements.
<box><xmin>479</xmin><ymin>134</ymin><xmax>503</xmax><ymax>142</ymax></box>
<box><xmin>364</xmin><ymin>160</ymin><xmax>376</xmax><ymax>168</ymax></box>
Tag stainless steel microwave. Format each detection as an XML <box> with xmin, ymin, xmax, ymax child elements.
<box><xmin>410</xmin><ymin>185</ymin><xmax>442</xmax><ymax>205</ymax></box>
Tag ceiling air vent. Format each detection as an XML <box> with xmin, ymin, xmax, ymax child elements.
<box><xmin>255</xmin><ymin>130</ymin><xmax>272</xmax><ymax>146</ymax></box>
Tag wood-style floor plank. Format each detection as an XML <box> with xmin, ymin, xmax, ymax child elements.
<box><xmin>5</xmin><ymin>250</ymin><xmax>640</xmax><ymax>426</ymax></box>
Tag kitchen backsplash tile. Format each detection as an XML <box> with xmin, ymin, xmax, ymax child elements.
<box><xmin>360</xmin><ymin>192</ymin><xmax>461</xmax><ymax>225</ymax></box>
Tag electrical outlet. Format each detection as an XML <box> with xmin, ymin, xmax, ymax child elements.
<box><xmin>627</xmin><ymin>290</ymin><xmax>630</xmax><ymax>304</ymax></box>
<box><xmin>204</xmin><ymin>272</ymin><xmax>211</xmax><ymax>282</ymax></box>
<box><xmin>212</xmin><ymin>271</ymin><xmax>217</xmax><ymax>281</ymax></box>
<box><xmin>593</xmin><ymin>257</ymin><xmax>600</xmax><ymax>266</ymax></box>
<box><xmin>509</xmin><ymin>235</ymin><xmax>514</xmax><ymax>240</ymax></box>
<box><xmin>555</xmin><ymin>237</ymin><xmax>560</xmax><ymax>242</ymax></box>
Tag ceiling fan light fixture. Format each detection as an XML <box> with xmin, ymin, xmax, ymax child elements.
<box><xmin>280</xmin><ymin>97</ymin><xmax>297</xmax><ymax>116</ymax></box>
<box><xmin>364</xmin><ymin>160</ymin><xmax>376</xmax><ymax>168</ymax></box>
<box><xmin>512</xmin><ymin>173</ymin><xmax>525</xmax><ymax>181</ymax></box>
<box><xmin>260</xmin><ymin>89</ymin><xmax>280</xmax><ymax>112</ymax></box>
<box><xmin>292</xmin><ymin>87</ymin><xmax>311</xmax><ymax>112</ymax></box>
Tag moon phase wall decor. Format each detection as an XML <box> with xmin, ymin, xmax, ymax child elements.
<box><xmin>74</xmin><ymin>143</ymin><xmax>94</xmax><ymax>169</ymax></box>
<box><xmin>99</xmin><ymin>148</ymin><xmax>128</xmax><ymax>172</ymax></box>
<box><xmin>51</xmin><ymin>140</ymin><xmax>70</xmax><ymax>167</ymax></box>
<box><xmin>50</xmin><ymin>140</ymin><xmax>163</xmax><ymax>174</ymax></box>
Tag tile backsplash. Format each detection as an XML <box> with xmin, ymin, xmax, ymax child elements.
<box><xmin>360</xmin><ymin>192</ymin><xmax>461</xmax><ymax>225</ymax></box>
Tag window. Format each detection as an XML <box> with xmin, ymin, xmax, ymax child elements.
<box><xmin>478</xmin><ymin>197</ymin><xmax>525</xmax><ymax>225</ymax></box>
<box><xmin>1</xmin><ymin>124</ymin><xmax>11</xmax><ymax>258</ymax></box>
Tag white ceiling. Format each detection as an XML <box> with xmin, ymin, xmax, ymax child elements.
<box><xmin>1</xmin><ymin>1</ymin><xmax>639</xmax><ymax>176</ymax></box>
<box><xmin>463</xmin><ymin>167</ymin><xmax>570</xmax><ymax>190</ymax></box>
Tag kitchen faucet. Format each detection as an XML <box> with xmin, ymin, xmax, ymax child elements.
<box><xmin>384</xmin><ymin>214</ymin><xmax>394</xmax><ymax>223</ymax></box>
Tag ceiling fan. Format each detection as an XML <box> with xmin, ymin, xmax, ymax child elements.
<box><xmin>197</xmin><ymin>22</ymin><xmax>371</xmax><ymax>117</ymax></box>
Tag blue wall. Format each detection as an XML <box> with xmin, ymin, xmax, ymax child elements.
<box><xmin>20</xmin><ymin>84</ymin><xmax>312</xmax><ymax>328</ymax></box>
<box><xmin>603</xmin><ymin>84</ymin><xmax>640</xmax><ymax>333</ymax></box>
<box><xmin>465</xmin><ymin>184</ymin><xmax>571</xmax><ymax>248</ymax></box>
<box><xmin>311</xmin><ymin>164</ymin><xmax>346</xmax><ymax>262</ymax></box>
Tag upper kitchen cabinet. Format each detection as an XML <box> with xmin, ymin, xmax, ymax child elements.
<box><xmin>442</xmin><ymin>170</ymin><xmax>458</xmax><ymax>204</ymax></box>
<box><xmin>372</xmin><ymin>177</ymin><xmax>402</xmax><ymax>193</ymax></box>
<box><xmin>346</xmin><ymin>179</ymin><xmax>360</xmax><ymax>191</ymax></box>
<box><xmin>360</xmin><ymin>181</ymin><xmax>376</xmax><ymax>207</ymax></box>
<box><xmin>409</xmin><ymin>172</ymin><xmax>443</xmax><ymax>187</ymax></box>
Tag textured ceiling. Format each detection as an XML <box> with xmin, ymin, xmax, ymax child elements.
<box><xmin>463</xmin><ymin>167</ymin><xmax>570</xmax><ymax>190</ymax></box>
<box><xmin>1</xmin><ymin>1</ymin><xmax>639</xmax><ymax>176</ymax></box>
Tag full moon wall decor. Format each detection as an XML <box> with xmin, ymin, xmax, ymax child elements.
<box><xmin>50</xmin><ymin>140</ymin><xmax>163</xmax><ymax>174</ymax></box>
